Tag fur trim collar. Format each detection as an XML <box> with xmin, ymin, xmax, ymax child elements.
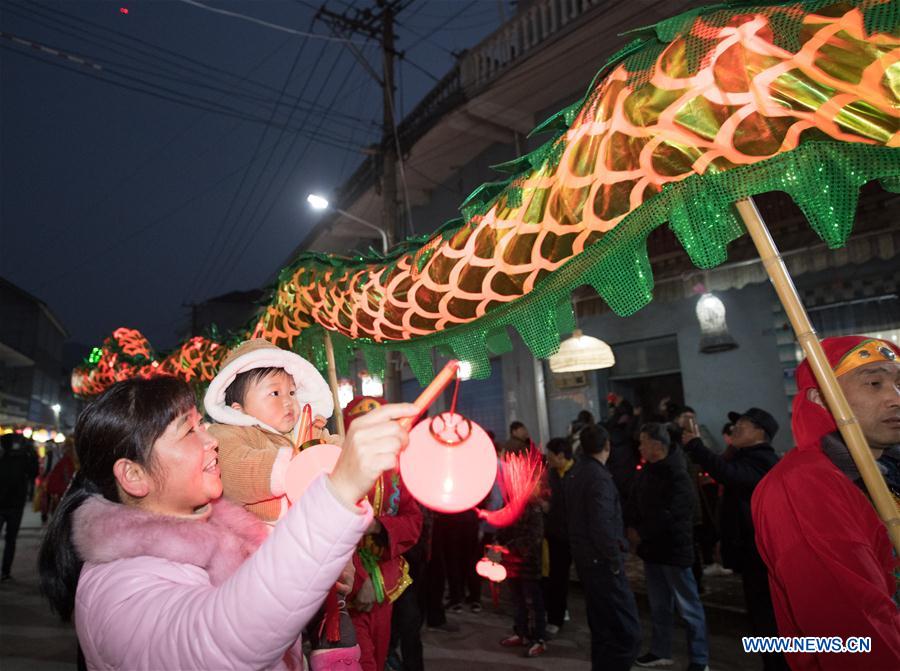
<box><xmin>72</xmin><ymin>496</ymin><xmax>269</xmax><ymax>585</ymax></box>
<box><xmin>203</xmin><ymin>339</ymin><xmax>333</xmax><ymax>432</ymax></box>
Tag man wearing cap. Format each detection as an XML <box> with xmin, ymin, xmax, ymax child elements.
<box><xmin>752</xmin><ymin>336</ymin><xmax>900</xmax><ymax>671</ymax></box>
<box><xmin>682</xmin><ymin>408</ymin><xmax>786</xmax><ymax>671</ymax></box>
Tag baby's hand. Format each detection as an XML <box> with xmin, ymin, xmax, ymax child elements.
<box><xmin>335</xmin><ymin>559</ymin><xmax>355</xmax><ymax>595</ymax></box>
<box><xmin>321</xmin><ymin>429</ymin><xmax>344</xmax><ymax>447</ymax></box>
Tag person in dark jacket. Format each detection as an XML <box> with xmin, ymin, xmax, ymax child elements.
<box><xmin>627</xmin><ymin>422</ymin><xmax>709</xmax><ymax>671</ymax></box>
<box><xmin>502</xmin><ymin>421</ymin><xmax>533</xmax><ymax>456</ymax></box>
<box><xmin>682</xmin><ymin>407</ymin><xmax>787</xmax><ymax>671</ymax></box>
<box><xmin>565</xmin><ymin>424</ymin><xmax>641</xmax><ymax>671</ymax></box>
<box><xmin>542</xmin><ymin>437</ymin><xmax>574</xmax><ymax>635</ymax></box>
<box><xmin>605</xmin><ymin>398</ymin><xmax>640</xmax><ymax>505</ymax></box>
<box><xmin>0</xmin><ymin>432</ymin><xmax>39</xmax><ymax>580</ymax></box>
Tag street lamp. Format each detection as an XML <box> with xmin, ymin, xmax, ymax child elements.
<box><xmin>306</xmin><ymin>193</ymin><xmax>388</xmax><ymax>254</ymax></box>
<box><xmin>51</xmin><ymin>403</ymin><xmax>61</xmax><ymax>429</ymax></box>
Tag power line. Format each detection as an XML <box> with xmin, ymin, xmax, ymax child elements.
<box><xmin>1</xmin><ymin>5</ymin><xmax>366</xmax><ymax>131</ymax></box>
<box><xmin>394</xmin><ymin>20</ymin><xmax>455</xmax><ymax>57</ymax></box>
<box><xmin>405</xmin><ymin>0</ymin><xmax>478</xmax><ymax>51</ymax></box>
<box><xmin>48</xmin><ymin>39</ymin><xmax>294</xmax><ymax>252</ymax></box>
<box><xmin>5</xmin><ymin>1</ymin><xmax>377</xmax><ymax>128</ymax></box>
<box><xmin>383</xmin><ymin>47</ymin><xmax>415</xmax><ymax>236</ymax></box>
<box><xmin>0</xmin><ymin>29</ymin><xmax>101</xmax><ymax>69</ymax></box>
<box><xmin>36</xmin><ymin>155</ymin><xmax>266</xmax><ymax>289</ymax></box>
<box><xmin>0</xmin><ymin>37</ymin><xmax>364</xmax><ymax>153</ymax></box>
<box><xmin>403</xmin><ymin>4</ymin><xmax>496</xmax><ymax>22</ymax></box>
<box><xmin>176</xmin><ymin>0</ymin><xmax>367</xmax><ymax>44</ymax></box>
<box><xmin>188</xmin><ymin>35</ymin><xmax>321</xmax><ymax>303</ymax></box>
<box><xmin>399</xmin><ymin>53</ymin><xmax>441</xmax><ymax>82</ymax></box>
<box><xmin>339</xmin><ymin>68</ymin><xmax>377</xmax><ymax>175</ymax></box>
<box><xmin>204</xmin><ymin>43</ymin><xmax>359</xmax><ymax>297</ymax></box>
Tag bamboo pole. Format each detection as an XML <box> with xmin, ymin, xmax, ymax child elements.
<box><xmin>323</xmin><ymin>330</ymin><xmax>346</xmax><ymax>439</ymax></box>
<box><xmin>734</xmin><ymin>197</ymin><xmax>900</xmax><ymax>554</ymax></box>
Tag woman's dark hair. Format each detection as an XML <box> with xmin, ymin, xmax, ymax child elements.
<box><xmin>39</xmin><ymin>376</ymin><xmax>195</xmax><ymax>621</ymax></box>
<box><xmin>580</xmin><ymin>424</ymin><xmax>611</xmax><ymax>456</ymax></box>
<box><xmin>224</xmin><ymin>366</ymin><xmax>285</xmax><ymax>406</ymax></box>
<box><xmin>546</xmin><ymin>437</ymin><xmax>573</xmax><ymax>460</ymax></box>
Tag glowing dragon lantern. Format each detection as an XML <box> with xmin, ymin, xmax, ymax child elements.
<box><xmin>76</xmin><ymin>0</ymin><xmax>900</xmax><ymax>395</ymax></box>
<box><xmin>70</xmin><ymin>328</ymin><xmax>155</xmax><ymax>396</ymax></box>
<box><xmin>72</xmin><ymin>0</ymin><xmax>900</xmax><ymax>552</ymax></box>
<box><xmin>251</xmin><ymin>0</ymin><xmax>900</xmax><ymax>375</ymax></box>
<box><xmin>70</xmin><ymin>328</ymin><xmax>225</xmax><ymax>396</ymax></box>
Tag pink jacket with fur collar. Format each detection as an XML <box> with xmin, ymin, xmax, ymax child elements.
<box><xmin>72</xmin><ymin>475</ymin><xmax>371</xmax><ymax>670</ymax></box>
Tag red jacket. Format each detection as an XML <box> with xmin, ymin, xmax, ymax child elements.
<box><xmin>341</xmin><ymin>398</ymin><xmax>423</xmax><ymax>604</ymax></box>
<box><xmin>349</xmin><ymin>469</ymin><xmax>423</xmax><ymax>604</ymax></box>
<box><xmin>751</xmin><ymin>336</ymin><xmax>900</xmax><ymax>670</ymax></box>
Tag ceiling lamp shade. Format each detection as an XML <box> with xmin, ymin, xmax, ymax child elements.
<box><xmin>696</xmin><ymin>293</ymin><xmax>739</xmax><ymax>353</ymax></box>
<box><xmin>549</xmin><ymin>329</ymin><xmax>615</xmax><ymax>373</ymax></box>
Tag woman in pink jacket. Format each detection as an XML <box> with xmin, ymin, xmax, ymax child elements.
<box><xmin>38</xmin><ymin>376</ymin><xmax>416</xmax><ymax>671</ymax></box>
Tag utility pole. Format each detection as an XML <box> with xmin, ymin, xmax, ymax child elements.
<box><xmin>315</xmin><ymin>0</ymin><xmax>409</xmax><ymax>401</ymax></box>
<box><xmin>380</xmin><ymin>3</ymin><xmax>398</xmax><ymax>249</ymax></box>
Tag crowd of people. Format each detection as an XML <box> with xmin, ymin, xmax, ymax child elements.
<box><xmin>0</xmin><ymin>433</ymin><xmax>76</xmax><ymax>582</ymax></box>
<box><xmin>0</xmin><ymin>334</ymin><xmax>897</xmax><ymax>671</ymax></box>
<box><xmin>525</xmin><ymin>334</ymin><xmax>899</xmax><ymax>671</ymax></box>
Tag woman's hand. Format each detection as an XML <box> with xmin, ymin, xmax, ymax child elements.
<box><xmin>328</xmin><ymin>403</ymin><xmax>418</xmax><ymax>509</ymax></box>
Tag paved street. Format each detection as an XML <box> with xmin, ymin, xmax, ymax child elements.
<box><xmin>2</xmin><ymin>508</ymin><xmax>759</xmax><ymax>671</ymax></box>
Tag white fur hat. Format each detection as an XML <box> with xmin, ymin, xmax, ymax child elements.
<box><xmin>203</xmin><ymin>339</ymin><xmax>333</xmax><ymax>429</ymax></box>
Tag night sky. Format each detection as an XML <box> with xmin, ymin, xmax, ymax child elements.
<box><xmin>0</xmin><ymin>0</ymin><xmax>513</xmax><ymax>354</ymax></box>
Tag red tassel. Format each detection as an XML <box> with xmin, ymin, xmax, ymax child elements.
<box><xmin>323</xmin><ymin>587</ymin><xmax>342</xmax><ymax>643</ymax></box>
<box><xmin>476</xmin><ymin>449</ymin><xmax>544</xmax><ymax>527</ymax></box>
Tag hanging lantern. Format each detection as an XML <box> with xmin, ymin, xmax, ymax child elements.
<box><xmin>696</xmin><ymin>293</ymin><xmax>738</xmax><ymax>353</ymax></box>
<box><xmin>337</xmin><ymin>380</ymin><xmax>354</xmax><ymax>409</ymax></box>
<box><xmin>400</xmin><ymin>411</ymin><xmax>497</xmax><ymax>513</ymax></box>
<box><xmin>475</xmin><ymin>557</ymin><xmax>507</xmax><ymax>583</ymax></box>
<box><xmin>549</xmin><ymin>329</ymin><xmax>615</xmax><ymax>373</ymax></box>
<box><xmin>360</xmin><ymin>373</ymin><xmax>383</xmax><ymax>397</ymax></box>
<box><xmin>284</xmin><ymin>443</ymin><xmax>342</xmax><ymax>504</ymax></box>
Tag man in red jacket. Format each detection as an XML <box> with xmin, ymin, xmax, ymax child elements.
<box><xmin>752</xmin><ymin>336</ymin><xmax>900</xmax><ymax>671</ymax></box>
<box><xmin>344</xmin><ymin>397</ymin><xmax>424</xmax><ymax>671</ymax></box>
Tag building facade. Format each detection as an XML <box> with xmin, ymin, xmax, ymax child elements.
<box><xmin>0</xmin><ymin>276</ymin><xmax>71</xmax><ymax>428</ymax></box>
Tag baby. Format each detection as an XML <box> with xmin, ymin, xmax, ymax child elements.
<box><xmin>204</xmin><ymin>338</ymin><xmax>360</xmax><ymax>670</ymax></box>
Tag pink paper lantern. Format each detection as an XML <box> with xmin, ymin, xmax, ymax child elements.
<box><xmin>284</xmin><ymin>443</ymin><xmax>342</xmax><ymax>504</ymax></box>
<box><xmin>399</xmin><ymin>411</ymin><xmax>497</xmax><ymax>513</ymax></box>
<box><xmin>476</xmin><ymin>558</ymin><xmax>507</xmax><ymax>583</ymax></box>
